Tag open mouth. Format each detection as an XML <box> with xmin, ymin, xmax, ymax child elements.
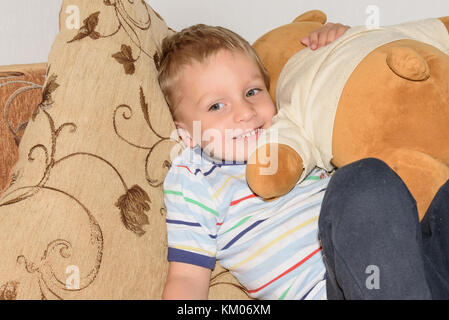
<box><xmin>232</xmin><ymin>127</ymin><xmax>264</xmax><ymax>140</ymax></box>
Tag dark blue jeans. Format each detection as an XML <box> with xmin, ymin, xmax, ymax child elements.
<box><xmin>319</xmin><ymin>158</ymin><xmax>449</xmax><ymax>299</ymax></box>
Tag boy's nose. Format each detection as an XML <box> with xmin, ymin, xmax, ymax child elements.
<box><xmin>234</xmin><ymin>102</ymin><xmax>256</xmax><ymax>122</ymax></box>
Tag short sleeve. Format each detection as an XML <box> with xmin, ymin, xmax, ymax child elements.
<box><xmin>163</xmin><ymin>163</ymin><xmax>219</xmax><ymax>270</ymax></box>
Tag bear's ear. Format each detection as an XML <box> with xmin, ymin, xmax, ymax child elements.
<box><xmin>293</xmin><ymin>10</ymin><xmax>327</xmax><ymax>25</ymax></box>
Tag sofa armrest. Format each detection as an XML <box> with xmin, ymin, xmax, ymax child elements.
<box><xmin>0</xmin><ymin>62</ymin><xmax>47</xmax><ymax>194</ymax></box>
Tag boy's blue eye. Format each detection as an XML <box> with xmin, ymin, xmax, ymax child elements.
<box><xmin>246</xmin><ymin>88</ymin><xmax>261</xmax><ymax>97</ymax></box>
<box><xmin>209</xmin><ymin>102</ymin><xmax>225</xmax><ymax>111</ymax></box>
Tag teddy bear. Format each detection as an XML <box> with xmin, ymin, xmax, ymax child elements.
<box><xmin>246</xmin><ymin>10</ymin><xmax>449</xmax><ymax>221</ymax></box>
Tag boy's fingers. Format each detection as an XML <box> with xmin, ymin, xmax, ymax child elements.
<box><xmin>305</xmin><ymin>22</ymin><xmax>349</xmax><ymax>50</ymax></box>
<box><xmin>316</xmin><ymin>23</ymin><xmax>334</xmax><ymax>48</ymax></box>
<box><xmin>317</xmin><ymin>32</ymin><xmax>328</xmax><ymax>48</ymax></box>
<box><xmin>300</xmin><ymin>37</ymin><xmax>310</xmax><ymax>46</ymax></box>
<box><xmin>336</xmin><ymin>24</ymin><xmax>349</xmax><ymax>37</ymax></box>
<box><xmin>309</xmin><ymin>31</ymin><xmax>319</xmax><ymax>49</ymax></box>
<box><xmin>326</xmin><ymin>28</ymin><xmax>337</xmax><ymax>45</ymax></box>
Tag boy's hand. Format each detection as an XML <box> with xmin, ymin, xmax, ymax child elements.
<box><xmin>301</xmin><ymin>23</ymin><xmax>350</xmax><ymax>50</ymax></box>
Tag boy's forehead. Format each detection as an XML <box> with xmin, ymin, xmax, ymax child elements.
<box><xmin>182</xmin><ymin>50</ymin><xmax>262</xmax><ymax>83</ymax></box>
<box><xmin>184</xmin><ymin>48</ymin><xmax>256</xmax><ymax>71</ymax></box>
<box><xmin>173</xmin><ymin>49</ymin><xmax>264</xmax><ymax>105</ymax></box>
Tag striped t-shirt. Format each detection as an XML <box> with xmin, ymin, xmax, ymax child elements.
<box><xmin>164</xmin><ymin>146</ymin><xmax>330</xmax><ymax>300</ymax></box>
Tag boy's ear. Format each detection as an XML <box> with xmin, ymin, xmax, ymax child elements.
<box><xmin>174</xmin><ymin>121</ymin><xmax>196</xmax><ymax>148</ymax></box>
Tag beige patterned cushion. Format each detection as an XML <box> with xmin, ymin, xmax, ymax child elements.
<box><xmin>0</xmin><ymin>0</ymin><xmax>249</xmax><ymax>300</ymax></box>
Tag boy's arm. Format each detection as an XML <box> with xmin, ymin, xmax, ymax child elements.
<box><xmin>301</xmin><ymin>22</ymin><xmax>350</xmax><ymax>50</ymax></box>
<box><xmin>162</xmin><ymin>262</ymin><xmax>212</xmax><ymax>300</ymax></box>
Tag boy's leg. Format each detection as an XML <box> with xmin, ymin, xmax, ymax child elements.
<box><xmin>421</xmin><ymin>179</ymin><xmax>449</xmax><ymax>299</ymax></box>
<box><xmin>318</xmin><ymin>158</ymin><xmax>431</xmax><ymax>299</ymax></box>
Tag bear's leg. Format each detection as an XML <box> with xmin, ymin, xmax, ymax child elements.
<box><xmin>376</xmin><ymin>148</ymin><xmax>449</xmax><ymax>221</ymax></box>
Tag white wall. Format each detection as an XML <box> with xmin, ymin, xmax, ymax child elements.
<box><xmin>0</xmin><ymin>0</ymin><xmax>62</xmax><ymax>65</ymax></box>
<box><xmin>151</xmin><ymin>0</ymin><xmax>449</xmax><ymax>44</ymax></box>
<box><xmin>1</xmin><ymin>0</ymin><xmax>449</xmax><ymax>65</ymax></box>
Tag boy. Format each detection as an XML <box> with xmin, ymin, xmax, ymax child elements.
<box><xmin>158</xmin><ymin>23</ymin><xmax>348</xmax><ymax>300</ymax></box>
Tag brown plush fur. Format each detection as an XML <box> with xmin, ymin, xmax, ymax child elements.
<box><xmin>0</xmin><ymin>63</ymin><xmax>46</xmax><ymax>194</ymax></box>
<box><xmin>248</xmin><ymin>11</ymin><xmax>449</xmax><ymax>221</ymax></box>
<box><xmin>332</xmin><ymin>38</ymin><xmax>449</xmax><ymax>219</ymax></box>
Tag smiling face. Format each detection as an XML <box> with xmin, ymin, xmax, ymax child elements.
<box><xmin>173</xmin><ymin>49</ymin><xmax>277</xmax><ymax>162</ymax></box>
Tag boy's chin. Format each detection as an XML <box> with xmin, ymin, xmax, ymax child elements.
<box><xmin>205</xmin><ymin>150</ymin><xmax>248</xmax><ymax>163</ymax></box>
<box><xmin>214</xmin><ymin>154</ymin><xmax>247</xmax><ymax>163</ymax></box>
<box><xmin>203</xmin><ymin>142</ymin><xmax>258</xmax><ymax>163</ymax></box>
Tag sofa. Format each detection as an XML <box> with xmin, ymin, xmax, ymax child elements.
<box><xmin>0</xmin><ymin>0</ymin><xmax>250</xmax><ymax>300</ymax></box>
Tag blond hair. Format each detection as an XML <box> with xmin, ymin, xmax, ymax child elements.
<box><xmin>158</xmin><ymin>24</ymin><xmax>270</xmax><ymax>119</ymax></box>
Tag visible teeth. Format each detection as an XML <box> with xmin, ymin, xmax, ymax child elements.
<box><xmin>236</xmin><ymin>128</ymin><xmax>260</xmax><ymax>139</ymax></box>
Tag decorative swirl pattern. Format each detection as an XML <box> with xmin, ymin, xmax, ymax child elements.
<box><xmin>0</xmin><ymin>0</ymin><xmax>167</xmax><ymax>300</ymax></box>
<box><xmin>69</xmin><ymin>0</ymin><xmax>156</xmax><ymax>74</ymax></box>
<box><xmin>0</xmin><ymin>0</ymin><xmax>247</xmax><ymax>300</ymax></box>
<box><xmin>112</xmin><ymin>86</ymin><xmax>177</xmax><ymax>189</ymax></box>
